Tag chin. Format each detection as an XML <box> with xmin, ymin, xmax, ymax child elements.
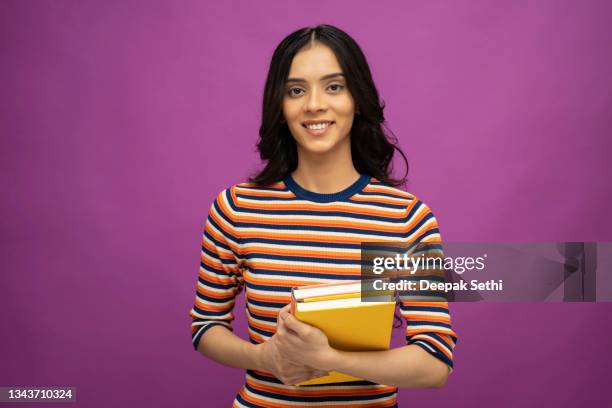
<box><xmin>298</xmin><ymin>140</ymin><xmax>342</xmax><ymax>156</ymax></box>
<box><xmin>296</xmin><ymin>133</ymin><xmax>350</xmax><ymax>156</ymax></box>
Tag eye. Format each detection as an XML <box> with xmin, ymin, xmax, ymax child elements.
<box><xmin>287</xmin><ymin>87</ymin><xmax>305</xmax><ymax>97</ymax></box>
<box><xmin>327</xmin><ymin>83</ymin><xmax>344</xmax><ymax>93</ymax></box>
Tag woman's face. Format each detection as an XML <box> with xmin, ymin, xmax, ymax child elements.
<box><xmin>282</xmin><ymin>43</ymin><xmax>356</xmax><ymax>159</ymax></box>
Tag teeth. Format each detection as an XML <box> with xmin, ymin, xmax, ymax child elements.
<box><xmin>305</xmin><ymin>122</ymin><xmax>331</xmax><ymax>130</ymax></box>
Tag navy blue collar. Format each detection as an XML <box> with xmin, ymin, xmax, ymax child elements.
<box><xmin>283</xmin><ymin>173</ymin><xmax>370</xmax><ymax>203</ymax></box>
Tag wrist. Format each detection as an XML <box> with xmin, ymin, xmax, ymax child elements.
<box><xmin>247</xmin><ymin>342</ymin><xmax>266</xmax><ymax>371</ymax></box>
<box><xmin>320</xmin><ymin>347</ymin><xmax>342</xmax><ymax>372</ymax></box>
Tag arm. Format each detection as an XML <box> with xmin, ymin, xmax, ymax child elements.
<box><xmin>189</xmin><ymin>190</ymin><xmax>325</xmax><ymax>385</ymax></box>
<box><xmin>276</xmin><ymin>311</ymin><xmax>449</xmax><ymax>388</ymax></box>
<box><xmin>198</xmin><ymin>318</ymin><xmax>328</xmax><ymax>385</ymax></box>
<box><xmin>189</xmin><ymin>190</ymin><xmax>244</xmax><ymax>351</ymax></box>
<box><xmin>329</xmin><ymin>345</ymin><xmax>449</xmax><ymax>388</ymax></box>
<box><xmin>196</xmin><ymin>325</ymin><xmax>260</xmax><ymax>369</ymax></box>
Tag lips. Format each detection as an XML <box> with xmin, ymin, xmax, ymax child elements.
<box><xmin>302</xmin><ymin>121</ymin><xmax>334</xmax><ymax>136</ymax></box>
<box><xmin>302</xmin><ymin>121</ymin><xmax>335</xmax><ymax>130</ymax></box>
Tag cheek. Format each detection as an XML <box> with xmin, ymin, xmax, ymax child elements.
<box><xmin>282</xmin><ymin>102</ymin><xmax>303</xmax><ymax>138</ymax></box>
<box><xmin>333</xmin><ymin>96</ymin><xmax>356</xmax><ymax>118</ymax></box>
<box><xmin>282</xmin><ymin>99</ymin><xmax>299</xmax><ymax>120</ymax></box>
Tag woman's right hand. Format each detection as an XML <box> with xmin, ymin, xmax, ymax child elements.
<box><xmin>255</xmin><ymin>305</ymin><xmax>328</xmax><ymax>385</ymax></box>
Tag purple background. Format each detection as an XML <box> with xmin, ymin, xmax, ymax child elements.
<box><xmin>2</xmin><ymin>1</ymin><xmax>611</xmax><ymax>407</ymax></box>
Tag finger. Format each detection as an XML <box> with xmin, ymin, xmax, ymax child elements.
<box><xmin>277</xmin><ymin>304</ymin><xmax>292</xmax><ymax>326</ymax></box>
<box><xmin>283</xmin><ymin>360</ymin><xmax>306</xmax><ymax>369</ymax></box>
<box><xmin>289</xmin><ymin>369</ymin><xmax>328</xmax><ymax>385</ymax></box>
<box><xmin>312</xmin><ymin>370</ymin><xmax>328</xmax><ymax>378</ymax></box>
<box><xmin>279</xmin><ymin>366</ymin><xmax>313</xmax><ymax>383</ymax></box>
<box><xmin>287</xmin><ymin>373</ymin><xmax>314</xmax><ymax>385</ymax></box>
<box><xmin>282</xmin><ymin>313</ymin><xmax>309</xmax><ymax>337</ymax></box>
<box><xmin>278</xmin><ymin>304</ymin><xmax>291</xmax><ymax>320</ymax></box>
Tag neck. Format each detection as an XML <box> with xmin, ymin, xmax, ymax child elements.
<box><xmin>291</xmin><ymin>141</ymin><xmax>360</xmax><ymax>194</ymax></box>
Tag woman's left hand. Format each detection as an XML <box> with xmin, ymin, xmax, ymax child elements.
<box><xmin>276</xmin><ymin>310</ymin><xmax>338</xmax><ymax>372</ymax></box>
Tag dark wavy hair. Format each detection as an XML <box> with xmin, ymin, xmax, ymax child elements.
<box><xmin>249</xmin><ymin>24</ymin><xmax>409</xmax><ymax>187</ymax></box>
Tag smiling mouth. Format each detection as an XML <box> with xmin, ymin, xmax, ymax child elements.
<box><xmin>302</xmin><ymin>121</ymin><xmax>335</xmax><ymax>130</ymax></box>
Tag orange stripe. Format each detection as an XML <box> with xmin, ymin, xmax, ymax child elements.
<box><xmin>350</xmin><ymin>195</ymin><xmax>411</xmax><ymax>205</ymax></box>
<box><xmin>413</xmin><ymin>320</ymin><xmax>451</xmax><ymax>327</ymax></box>
<box><xmin>438</xmin><ymin>333</ymin><xmax>457</xmax><ymax>345</ymax></box>
<box><xmin>247</xmin><ymin>330</ymin><xmax>264</xmax><ymax>344</ymax></box>
<box><xmin>243</xmin><ymin>273</ymin><xmax>323</xmax><ymax>288</ymax></box>
<box><xmin>234</xmin><ymin>188</ymin><xmax>294</xmax><ymax>198</ymax></box>
<box><xmin>406</xmin><ymin>327</ymin><xmax>455</xmax><ymax>337</ymax></box>
<box><xmin>401</xmin><ymin>301</ymin><xmax>450</xmax><ymax>307</ymax></box>
<box><xmin>233</xmin><ymin>214</ymin><xmax>407</xmax><ymax>232</ymax></box>
<box><xmin>236</xmin><ymin>182</ymin><xmax>285</xmax><ymax>189</ymax></box>
<box><xmin>362</xmin><ymin>184</ymin><xmax>414</xmax><ymax>199</ymax></box>
<box><xmin>235</xmin><ymin>201</ymin><xmax>402</xmax><ymax>217</ymax></box>
<box><xmin>194</xmin><ymin>294</ymin><xmax>235</xmax><ymax>307</ymax></box>
<box><xmin>247</xmin><ymin>307</ymin><xmax>279</xmax><ymax>319</ymax></box>
<box><xmin>247</xmin><ymin>292</ymin><xmax>291</xmax><ymax>303</ymax></box>
<box><xmin>208</xmin><ymin>208</ymin><xmax>235</xmax><ymax>236</ymax></box>
<box><xmin>238</xmin><ymin>231</ymin><xmax>368</xmax><ymax>244</ymax></box>
<box><xmin>410</xmin><ymin>335</ymin><xmax>453</xmax><ymax>360</ymax></box>
<box><xmin>403</xmin><ymin>315</ymin><xmax>451</xmax><ymax>324</ymax></box>
<box><xmin>237</xmin><ymin>388</ymin><xmax>291</xmax><ymax>408</ymax></box>
<box><xmin>197</xmin><ymin>286</ymin><xmax>236</xmax><ymax>300</ymax></box>
<box><xmin>241</xmin><ymin>230</ymin><xmax>427</xmax><ymax>245</ymax></box>
<box><xmin>246</xmin><ymin>376</ymin><xmax>396</xmax><ymax>397</ymax></box>
<box><xmin>239</xmin><ymin>387</ymin><xmax>396</xmax><ymax>408</ymax></box>
<box><xmin>201</xmin><ymin>257</ymin><xmax>234</xmax><ymax>272</ymax></box>
<box><xmin>197</xmin><ymin>268</ymin><xmax>234</xmax><ymax>284</ymax></box>
<box><xmin>202</xmin><ymin>240</ymin><xmax>236</xmax><ymax>261</ymax></box>
<box><xmin>248</xmin><ymin>261</ymin><xmax>360</xmax><ymax>275</ymax></box>
<box><xmin>242</xmin><ymin>245</ymin><xmax>358</xmax><ymax>259</ymax></box>
<box><xmin>246</xmin><ymin>317</ymin><xmax>276</xmax><ymax>333</ymax></box>
<box><xmin>404</xmin><ymin>205</ymin><xmax>432</xmax><ymax>232</ymax></box>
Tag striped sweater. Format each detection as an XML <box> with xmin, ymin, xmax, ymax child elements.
<box><xmin>189</xmin><ymin>174</ymin><xmax>458</xmax><ymax>407</ymax></box>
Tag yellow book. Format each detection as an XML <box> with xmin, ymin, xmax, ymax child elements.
<box><xmin>290</xmin><ymin>282</ymin><xmax>395</xmax><ymax>386</ymax></box>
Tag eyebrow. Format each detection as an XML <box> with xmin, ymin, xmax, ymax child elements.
<box><xmin>286</xmin><ymin>72</ymin><xmax>345</xmax><ymax>83</ymax></box>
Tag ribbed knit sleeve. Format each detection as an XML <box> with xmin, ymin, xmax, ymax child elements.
<box><xmin>189</xmin><ymin>188</ymin><xmax>243</xmax><ymax>351</ymax></box>
<box><xmin>399</xmin><ymin>200</ymin><xmax>458</xmax><ymax>371</ymax></box>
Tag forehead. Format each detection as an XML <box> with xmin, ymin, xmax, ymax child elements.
<box><xmin>287</xmin><ymin>43</ymin><xmax>343</xmax><ymax>78</ymax></box>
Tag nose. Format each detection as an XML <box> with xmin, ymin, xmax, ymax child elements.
<box><xmin>305</xmin><ymin>88</ymin><xmax>326</xmax><ymax>112</ymax></box>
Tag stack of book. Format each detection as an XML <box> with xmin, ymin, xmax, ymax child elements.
<box><xmin>290</xmin><ymin>280</ymin><xmax>396</xmax><ymax>385</ymax></box>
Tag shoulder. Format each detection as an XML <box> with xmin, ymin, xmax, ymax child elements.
<box><xmin>221</xmin><ymin>180</ymin><xmax>292</xmax><ymax>204</ymax></box>
<box><xmin>366</xmin><ymin>177</ymin><xmax>435</xmax><ymax>215</ymax></box>
<box><xmin>209</xmin><ymin>180</ymin><xmax>291</xmax><ymax>215</ymax></box>
<box><xmin>365</xmin><ymin>178</ymin><xmax>441</xmax><ymax>243</ymax></box>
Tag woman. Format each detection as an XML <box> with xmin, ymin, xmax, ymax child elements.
<box><xmin>189</xmin><ymin>24</ymin><xmax>457</xmax><ymax>407</ymax></box>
